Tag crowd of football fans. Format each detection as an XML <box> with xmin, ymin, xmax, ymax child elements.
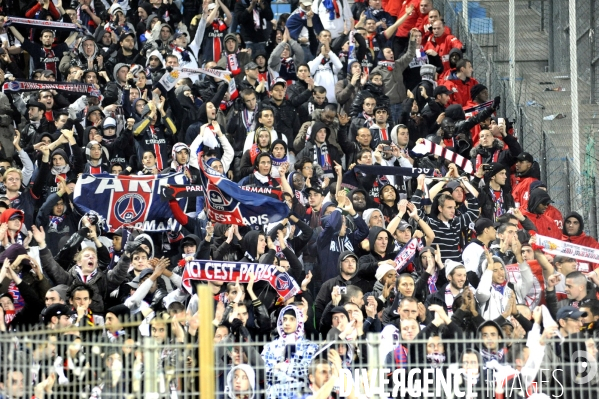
<box><xmin>0</xmin><ymin>0</ymin><xmax>597</xmax><ymax>397</ymax></box>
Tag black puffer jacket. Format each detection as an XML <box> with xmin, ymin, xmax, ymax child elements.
<box><xmin>259</xmin><ymin>97</ymin><xmax>301</xmax><ymax>152</ymax></box>
<box><xmin>349</xmin><ymin>81</ymin><xmax>390</xmax><ymax>117</ymax></box>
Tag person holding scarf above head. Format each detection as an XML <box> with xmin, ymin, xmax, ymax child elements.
<box><xmin>238</xmin><ymin>152</ymin><xmax>294</xmax><ymax>196</ymax></box>
<box><xmin>296</xmin><ymin>121</ymin><xmax>342</xmax><ymax>183</ymax></box>
<box><xmin>239</xmin><ymin>127</ymin><xmax>272</xmax><ymax>179</ymax></box>
<box><xmin>217</xmin><ymin>33</ymin><xmax>251</xmax><ymax>81</ymax></box>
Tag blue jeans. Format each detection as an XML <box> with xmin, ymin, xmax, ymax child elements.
<box><xmin>390</xmin><ymin>103</ymin><xmax>403</xmax><ymax>125</ymax></box>
<box><xmin>246</xmin><ymin>42</ymin><xmax>266</xmax><ymax>56</ymax></box>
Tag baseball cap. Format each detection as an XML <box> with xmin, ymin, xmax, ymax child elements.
<box><xmin>127</xmin><ymin>268</ymin><xmax>154</xmax><ymax>289</ymax></box>
<box><xmin>556</xmin><ymin>306</ymin><xmax>587</xmax><ymax>321</ymax></box>
<box><xmin>43</xmin><ymin>304</ymin><xmax>75</xmax><ymax>324</ymax></box>
<box><xmin>272</xmin><ymin>77</ymin><xmax>287</xmax><ymax>88</ymax></box>
<box><xmin>300</xmin><ymin>0</ymin><xmax>312</xmax><ymax>5</ymax></box>
<box><xmin>207</xmin><ymin>3</ymin><xmax>216</xmax><ymax>9</ymax></box>
<box><xmin>341</xmin><ymin>252</ymin><xmax>358</xmax><ymax>262</ymax></box>
<box><xmin>305</xmin><ymin>186</ymin><xmax>323</xmax><ymax>196</ymax></box>
<box><xmin>398</xmin><ymin>220</ymin><xmax>412</xmax><ymax>231</ymax></box>
<box><xmin>433</xmin><ymin>85</ymin><xmax>451</xmax><ymax>97</ymax></box>
<box><xmin>446</xmin><ymin>180</ymin><xmax>462</xmax><ymax>192</ymax></box>
<box><xmin>515</xmin><ymin>152</ymin><xmax>534</xmax><ymax>163</ymax></box>
<box><xmin>473</xmin><ymin>217</ymin><xmax>495</xmax><ymax>235</ymax></box>
<box><xmin>244</xmin><ymin>61</ymin><xmax>258</xmax><ymax>70</ymax></box>
<box><xmin>41</xmin><ymin>70</ymin><xmax>55</xmax><ymax>77</ymax></box>
<box><xmin>330</xmin><ymin>306</ymin><xmax>349</xmax><ymax>320</ymax></box>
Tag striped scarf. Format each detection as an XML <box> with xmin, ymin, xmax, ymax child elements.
<box><xmin>412</xmin><ymin>139</ymin><xmax>474</xmax><ymax>174</ymax></box>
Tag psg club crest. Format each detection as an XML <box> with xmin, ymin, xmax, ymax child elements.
<box><xmin>114</xmin><ymin>193</ymin><xmax>147</xmax><ymax>223</ymax></box>
<box><xmin>274</xmin><ymin>273</ymin><xmax>291</xmax><ymax>291</ymax></box>
<box><xmin>207</xmin><ymin>185</ymin><xmax>232</xmax><ymax>207</ymax></box>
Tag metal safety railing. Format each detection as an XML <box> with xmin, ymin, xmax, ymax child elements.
<box><xmin>1</xmin><ymin>321</ymin><xmax>597</xmax><ymax>398</ymax></box>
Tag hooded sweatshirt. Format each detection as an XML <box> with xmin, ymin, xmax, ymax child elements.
<box><xmin>84</xmin><ymin>141</ymin><xmax>110</xmax><ymax>174</ymax></box>
<box><xmin>521</xmin><ymin>188</ymin><xmax>561</xmax><ymax>239</ymax></box>
<box><xmin>475</xmin><ymin>319</ymin><xmax>507</xmax><ymax>364</ymax></box>
<box><xmin>261</xmin><ymin>305</ymin><xmax>319</xmax><ymax>399</ymax></box>
<box><xmin>295</xmin><ymin>121</ymin><xmax>341</xmax><ymax>179</ymax></box>
<box><xmin>314</xmin><ymin>250</ymin><xmax>362</xmax><ymax>324</ymax></box>
<box><xmin>316</xmin><ymin>205</ymin><xmax>369</xmax><ymax>282</ymax></box>
<box><xmin>562</xmin><ymin>211</ymin><xmax>599</xmax><ymax>271</ymax></box>
<box><xmin>216</xmin><ymin>33</ymin><xmax>251</xmax><ymax>78</ymax></box>
<box><xmin>356</xmin><ymin>226</ymin><xmax>397</xmax><ymax>293</ymax></box>
<box><xmin>225</xmin><ymin>364</ymin><xmax>256</xmax><ymax>399</ymax></box>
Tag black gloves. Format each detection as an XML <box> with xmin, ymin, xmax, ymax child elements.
<box><xmin>124</xmin><ymin>237</ymin><xmax>144</xmax><ymax>254</ymax></box>
<box><xmin>492</xmin><ymin>96</ymin><xmax>501</xmax><ymax>110</ymax></box>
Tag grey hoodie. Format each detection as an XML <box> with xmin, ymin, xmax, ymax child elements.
<box><xmin>225</xmin><ymin>364</ymin><xmax>256</xmax><ymax>399</ymax></box>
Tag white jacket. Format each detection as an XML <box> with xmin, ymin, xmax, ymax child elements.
<box><xmin>475</xmin><ymin>259</ymin><xmax>534</xmax><ymax>320</ymax></box>
<box><xmin>308</xmin><ymin>52</ymin><xmax>343</xmax><ymax>104</ymax></box>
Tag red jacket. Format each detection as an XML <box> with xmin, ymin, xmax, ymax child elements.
<box><xmin>545</xmin><ymin>205</ymin><xmax>563</xmax><ymax>231</ymax></box>
<box><xmin>423</xmin><ymin>32</ymin><xmax>463</xmax><ymax>72</ymax></box>
<box><xmin>25</xmin><ymin>2</ymin><xmax>61</xmax><ymax>19</ymax></box>
<box><xmin>521</xmin><ymin>210</ymin><xmax>562</xmax><ymax>239</ymax></box>
<box><xmin>442</xmin><ymin>74</ymin><xmax>479</xmax><ymax>107</ymax></box>
<box><xmin>422</xmin><ymin>23</ymin><xmax>451</xmax><ymax>44</ymax></box>
<box><xmin>562</xmin><ymin>232</ymin><xmax>599</xmax><ymax>271</ymax></box>
<box><xmin>386</xmin><ymin>0</ymin><xmax>421</xmax><ymax>37</ymax></box>
<box><xmin>511</xmin><ymin>176</ymin><xmax>537</xmax><ymax>209</ymax></box>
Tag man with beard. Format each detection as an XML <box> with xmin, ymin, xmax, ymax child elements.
<box><xmin>425</xmin><ymin>260</ymin><xmax>471</xmax><ymax>317</ymax></box>
<box><xmin>10</xmin><ymin>27</ymin><xmax>78</xmax><ymax>80</ymax></box>
<box><xmin>105</xmin><ymin>32</ymin><xmax>146</xmax><ymax>77</ymax></box>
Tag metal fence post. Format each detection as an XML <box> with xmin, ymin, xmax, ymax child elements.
<box><xmin>541</xmin><ymin>131</ymin><xmax>548</xmax><ymax>184</ymax></box>
<box><xmin>565</xmin><ymin>159</ymin><xmax>572</xmax><ymax>214</ymax></box>
<box><xmin>462</xmin><ymin>0</ymin><xmax>468</xmax><ymax>34</ymax></box>
<box><xmin>590</xmin><ymin>177</ymin><xmax>598</xmax><ymax>238</ymax></box>
<box><xmin>143</xmin><ymin>337</ymin><xmax>159</xmax><ymax>399</ymax></box>
<box><xmin>548</xmin><ymin>0</ymin><xmax>554</xmax><ymax>71</ymax></box>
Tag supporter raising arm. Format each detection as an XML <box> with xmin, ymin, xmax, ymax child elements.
<box><xmin>412</xmin><ymin>174</ymin><xmax>479</xmax><ymax>262</ymax></box>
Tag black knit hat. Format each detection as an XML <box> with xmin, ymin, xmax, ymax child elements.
<box><xmin>470</xmin><ymin>84</ymin><xmax>488</xmax><ymax>100</ymax></box>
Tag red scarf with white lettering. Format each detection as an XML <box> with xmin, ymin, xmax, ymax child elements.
<box><xmin>211</xmin><ymin>20</ymin><xmax>227</xmax><ymax>62</ymax></box>
<box><xmin>226</xmin><ymin>54</ymin><xmax>241</xmax><ymax>76</ymax></box>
